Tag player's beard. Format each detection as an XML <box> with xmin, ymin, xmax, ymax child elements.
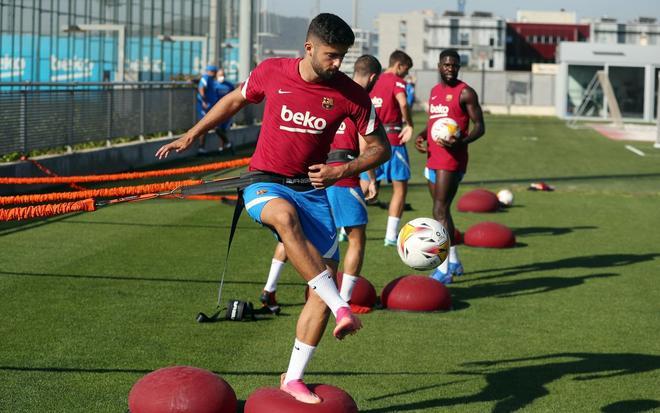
<box><xmin>311</xmin><ymin>55</ymin><xmax>337</xmax><ymax>81</ymax></box>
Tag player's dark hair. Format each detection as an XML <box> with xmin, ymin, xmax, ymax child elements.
<box><xmin>306</xmin><ymin>13</ymin><xmax>355</xmax><ymax>47</ymax></box>
<box><xmin>439</xmin><ymin>49</ymin><xmax>461</xmax><ymax>62</ymax></box>
<box><xmin>389</xmin><ymin>50</ymin><xmax>413</xmax><ymax>68</ymax></box>
<box><xmin>354</xmin><ymin>55</ymin><xmax>381</xmax><ymax>76</ymax></box>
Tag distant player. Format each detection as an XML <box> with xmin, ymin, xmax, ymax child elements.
<box><xmin>214</xmin><ymin>68</ymin><xmax>236</xmax><ymax>152</ymax></box>
<box><xmin>361</xmin><ymin>50</ymin><xmax>414</xmax><ymax>246</ymax></box>
<box><xmin>156</xmin><ymin>14</ymin><xmax>390</xmax><ymax>404</ymax></box>
<box><xmin>260</xmin><ymin>55</ymin><xmax>383</xmax><ymax>313</ymax></box>
<box><xmin>414</xmin><ymin>49</ymin><xmax>485</xmax><ymax>284</ymax></box>
<box><xmin>196</xmin><ymin>65</ymin><xmax>220</xmax><ymax>154</ymax></box>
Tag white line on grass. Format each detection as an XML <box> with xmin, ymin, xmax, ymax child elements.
<box><xmin>625</xmin><ymin>145</ymin><xmax>645</xmax><ymax>157</ymax></box>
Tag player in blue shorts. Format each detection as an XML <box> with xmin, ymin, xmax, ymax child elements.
<box><xmin>260</xmin><ymin>55</ymin><xmax>382</xmax><ymax>312</ymax></box>
<box><xmin>361</xmin><ymin>50</ymin><xmax>414</xmax><ymax>246</ymax></box>
<box><xmin>156</xmin><ymin>14</ymin><xmax>390</xmax><ymax>404</ymax></box>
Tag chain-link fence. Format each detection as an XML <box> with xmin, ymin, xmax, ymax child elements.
<box><xmin>0</xmin><ymin>82</ymin><xmax>198</xmax><ymax>155</ymax></box>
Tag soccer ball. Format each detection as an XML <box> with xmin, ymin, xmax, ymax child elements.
<box><xmin>497</xmin><ymin>189</ymin><xmax>514</xmax><ymax>206</ymax></box>
<box><xmin>430</xmin><ymin>117</ymin><xmax>460</xmax><ymax>143</ymax></box>
<box><xmin>397</xmin><ymin>218</ymin><xmax>450</xmax><ymax>271</ymax></box>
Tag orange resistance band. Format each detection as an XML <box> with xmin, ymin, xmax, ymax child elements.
<box><xmin>0</xmin><ymin>199</ymin><xmax>96</xmax><ymax>221</ymax></box>
<box><xmin>0</xmin><ymin>157</ymin><xmax>250</xmax><ymax>185</ymax></box>
<box><xmin>0</xmin><ymin>180</ymin><xmax>203</xmax><ymax>205</ymax></box>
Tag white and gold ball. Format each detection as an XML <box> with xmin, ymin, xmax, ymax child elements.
<box><xmin>397</xmin><ymin>217</ymin><xmax>450</xmax><ymax>271</ymax></box>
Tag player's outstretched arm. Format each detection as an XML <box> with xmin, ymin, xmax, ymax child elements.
<box><xmin>308</xmin><ymin>124</ymin><xmax>390</xmax><ymax>189</ymax></box>
<box><xmin>156</xmin><ymin>88</ymin><xmax>248</xmax><ymax>159</ymax></box>
<box><xmin>459</xmin><ymin>87</ymin><xmax>485</xmax><ymax>145</ymax></box>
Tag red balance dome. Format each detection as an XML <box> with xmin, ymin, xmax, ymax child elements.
<box><xmin>464</xmin><ymin>221</ymin><xmax>516</xmax><ymax>248</ymax></box>
<box><xmin>245</xmin><ymin>384</ymin><xmax>358</xmax><ymax>413</ymax></box>
<box><xmin>381</xmin><ymin>275</ymin><xmax>451</xmax><ymax>311</ymax></box>
<box><xmin>128</xmin><ymin>366</ymin><xmax>236</xmax><ymax>413</ymax></box>
<box><xmin>305</xmin><ymin>273</ymin><xmax>377</xmax><ymax>313</ymax></box>
<box><xmin>457</xmin><ymin>189</ymin><xmax>500</xmax><ymax>213</ymax></box>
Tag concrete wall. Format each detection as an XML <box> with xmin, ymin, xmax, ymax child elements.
<box><xmin>412</xmin><ymin>68</ymin><xmax>557</xmax><ymax>115</ymax></box>
<box><xmin>0</xmin><ymin>125</ymin><xmax>260</xmax><ymax>196</ymax></box>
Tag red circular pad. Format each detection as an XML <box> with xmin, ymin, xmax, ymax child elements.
<box><xmin>305</xmin><ymin>273</ymin><xmax>377</xmax><ymax>312</ymax></box>
<box><xmin>381</xmin><ymin>275</ymin><xmax>452</xmax><ymax>311</ymax></box>
<box><xmin>457</xmin><ymin>189</ymin><xmax>500</xmax><ymax>213</ymax></box>
<box><xmin>337</xmin><ymin>272</ymin><xmax>377</xmax><ymax>310</ymax></box>
<box><xmin>128</xmin><ymin>366</ymin><xmax>236</xmax><ymax>413</ymax></box>
<box><xmin>245</xmin><ymin>384</ymin><xmax>358</xmax><ymax>413</ymax></box>
<box><xmin>464</xmin><ymin>221</ymin><xmax>516</xmax><ymax>248</ymax></box>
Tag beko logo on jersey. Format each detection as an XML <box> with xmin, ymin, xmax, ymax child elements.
<box><xmin>336</xmin><ymin>121</ymin><xmax>346</xmax><ymax>134</ymax></box>
<box><xmin>371</xmin><ymin>96</ymin><xmax>383</xmax><ymax>108</ymax></box>
<box><xmin>429</xmin><ymin>103</ymin><xmax>449</xmax><ymax>115</ymax></box>
<box><xmin>280</xmin><ymin>105</ymin><xmax>327</xmax><ymax>134</ymax></box>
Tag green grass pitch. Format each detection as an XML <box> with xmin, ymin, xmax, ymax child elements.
<box><xmin>1</xmin><ymin>114</ymin><xmax>659</xmax><ymax>412</ymax></box>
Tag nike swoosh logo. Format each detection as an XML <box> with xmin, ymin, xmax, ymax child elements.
<box><xmin>278</xmin><ymin>89</ymin><xmax>292</xmax><ymax>94</ymax></box>
<box><xmin>294</xmin><ymin>346</ymin><xmax>301</xmax><ymax>350</ymax></box>
<box><xmin>431</xmin><ymin>96</ymin><xmax>437</xmax><ymax>99</ymax></box>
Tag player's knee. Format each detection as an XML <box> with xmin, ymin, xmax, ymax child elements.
<box><xmin>271</xmin><ymin>209</ymin><xmax>300</xmax><ymax>233</ymax></box>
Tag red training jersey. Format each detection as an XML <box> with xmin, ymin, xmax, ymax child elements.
<box><xmin>241</xmin><ymin>58</ymin><xmax>379</xmax><ymax>177</ymax></box>
<box><xmin>329</xmin><ymin>119</ymin><xmax>360</xmax><ymax>187</ymax></box>
<box><xmin>426</xmin><ymin>80</ymin><xmax>470</xmax><ymax>172</ymax></box>
<box><xmin>369</xmin><ymin>71</ymin><xmax>407</xmax><ymax>147</ymax></box>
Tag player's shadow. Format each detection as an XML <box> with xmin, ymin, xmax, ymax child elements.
<box><xmin>451</xmin><ymin>272</ymin><xmax>617</xmax><ymax>300</ymax></box>
<box><xmin>362</xmin><ymin>352</ymin><xmax>660</xmax><ymax>413</ymax></box>
<box><xmin>512</xmin><ymin>225</ymin><xmax>597</xmax><ymax>238</ymax></box>
<box><xmin>466</xmin><ymin>253</ymin><xmax>659</xmax><ymax>280</ymax></box>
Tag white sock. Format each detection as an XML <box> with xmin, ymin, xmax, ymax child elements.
<box><xmin>307</xmin><ymin>269</ymin><xmax>348</xmax><ymax>317</ymax></box>
<box><xmin>449</xmin><ymin>245</ymin><xmax>460</xmax><ymax>263</ymax></box>
<box><xmin>437</xmin><ymin>257</ymin><xmax>449</xmax><ymax>273</ymax></box>
<box><xmin>339</xmin><ymin>274</ymin><xmax>359</xmax><ymax>302</ymax></box>
<box><xmin>264</xmin><ymin>259</ymin><xmax>285</xmax><ymax>292</ymax></box>
<box><xmin>385</xmin><ymin>216</ymin><xmax>400</xmax><ymax>241</ymax></box>
<box><xmin>284</xmin><ymin>338</ymin><xmax>316</xmax><ymax>383</ymax></box>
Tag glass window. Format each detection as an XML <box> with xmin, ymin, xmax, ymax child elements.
<box><xmin>567</xmin><ymin>65</ymin><xmax>604</xmax><ymax>117</ymax></box>
<box><xmin>609</xmin><ymin>66</ymin><xmax>645</xmax><ymax>118</ymax></box>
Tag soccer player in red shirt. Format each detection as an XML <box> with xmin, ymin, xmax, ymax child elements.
<box><xmin>362</xmin><ymin>50</ymin><xmax>414</xmax><ymax>246</ymax></box>
<box><xmin>156</xmin><ymin>14</ymin><xmax>390</xmax><ymax>404</ymax></box>
<box><xmin>415</xmin><ymin>49</ymin><xmax>485</xmax><ymax>283</ymax></box>
<box><xmin>259</xmin><ymin>55</ymin><xmax>383</xmax><ymax>313</ymax></box>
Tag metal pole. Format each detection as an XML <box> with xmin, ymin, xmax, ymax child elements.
<box><xmin>140</xmin><ymin>87</ymin><xmax>145</xmax><ymax>141</ymax></box>
<box><xmin>168</xmin><ymin>87</ymin><xmax>174</xmax><ymax>138</ymax></box>
<box><xmin>655</xmin><ymin>71</ymin><xmax>660</xmax><ymax>149</ymax></box>
<box><xmin>67</xmin><ymin>89</ymin><xmax>74</xmax><ymax>153</ymax></box>
<box><xmin>209</xmin><ymin>0</ymin><xmax>219</xmax><ymax>65</ymax></box>
<box><xmin>107</xmin><ymin>88</ymin><xmax>113</xmax><ymax>139</ymax></box>
<box><xmin>481</xmin><ymin>61</ymin><xmax>485</xmax><ymax>103</ymax></box>
<box><xmin>238</xmin><ymin>0</ymin><xmax>253</xmax><ymax>82</ymax></box>
<box><xmin>20</xmin><ymin>90</ymin><xmax>28</xmax><ymax>154</ymax></box>
<box><xmin>117</xmin><ymin>26</ymin><xmax>125</xmax><ymax>82</ymax></box>
<box><xmin>239</xmin><ymin>0</ymin><xmax>254</xmax><ymax>124</ymax></box>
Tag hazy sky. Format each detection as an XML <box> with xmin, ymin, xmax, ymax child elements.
<box><xmin>265</xmin><ymin>0</ymin><xmax>660</xmax><ymax>29</ymax></box>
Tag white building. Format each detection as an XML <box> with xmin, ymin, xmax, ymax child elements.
<box><xmin>585</xmin><ymin>17</ymin><xmax>660</xmax><ymax>46</ymax></box>
<box><xmin>375</xmin><ymin>10</ymin><xmax>506</xmax><ymax>71</ymax></box>
<box><xmin>555</xmin><ymin>42</ymin><xmax>660</xmax><ymax>122</ymax></box>
<box><xmin>342</xmin><ymin>28</ymin><xmax>378</xmax><ymax>75</ymax></box>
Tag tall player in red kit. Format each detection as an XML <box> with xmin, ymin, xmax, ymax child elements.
<box><xmin>156</xmin><ymin>14</ymin><xmax>390</xmax><ymax>404</ymax></box>
<box><xmin>415</xmin><ymin>49</ymin><xmax>485</xmax><ymax>284</ymax></box>
<box><xmin>362</xmin><ymin>50</ymin><xmax>414</xmax><ymax>246</ymax></box>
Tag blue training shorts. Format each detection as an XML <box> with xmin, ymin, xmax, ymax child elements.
<box><xmin>360</xmin><ymin>145</ymin><xmax>410</xmax><ymax>182</ymax></box>
<box><xmin>326</xmin><ymin>185</ymin><xmax>368</xmax><ymax>228</ymax></box>
<box><xmin>242</xmin><ymin>182</ymin><xmax>339</xmax><ymax>261</ymax></box>
<box><xmin>424</xmin><ymin>167</ymin><xmax>465</xmax><ymax>184</ymax></box>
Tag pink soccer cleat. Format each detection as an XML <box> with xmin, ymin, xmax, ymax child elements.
<box><xmin>333</xmin><ymin>306</ymin><xmax>362</xmax><ymax>340</ymax></box>
<box><xmin>280</xmin><ymin>373</ymin><xmax>321</xmax><ymax>404</ymax></box>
